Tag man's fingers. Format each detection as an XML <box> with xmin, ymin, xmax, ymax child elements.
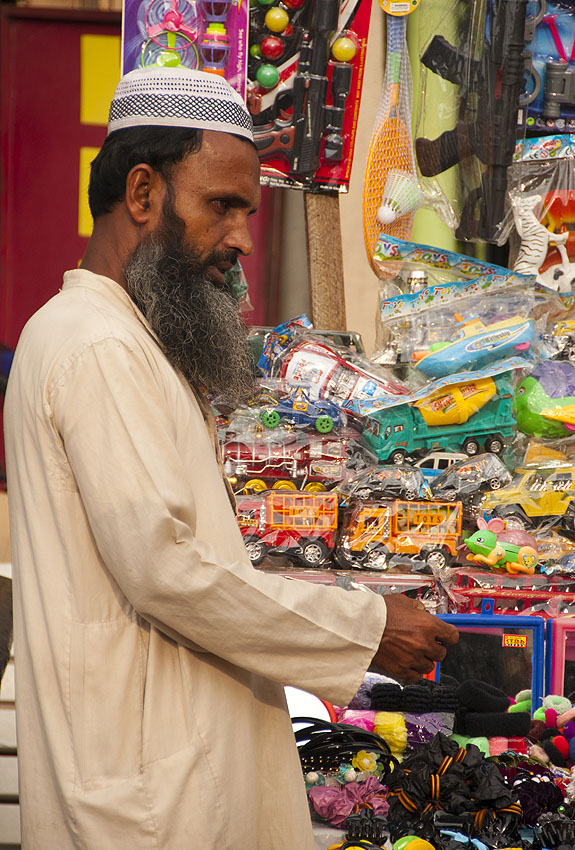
<box><xmin>435</xmin><ymin>620</ymin><xmax>460</xmax><ymax>646</ymax></box>
<box><xmin>426</xmin><ymin>642</ymin><xmax>447</xmax><ymax>664</ymax></box>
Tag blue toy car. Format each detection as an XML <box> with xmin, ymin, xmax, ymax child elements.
<box><xmin>259</xmin><ymin>387</ymin><xmax>343</xmax><ymax>433</ymax></box>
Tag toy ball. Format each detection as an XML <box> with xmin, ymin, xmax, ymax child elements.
<box><xmin>261</xmin><ymin>35</ymin><xmax>283</xmax><ymax>60</ymax></box>
<box><xmin>255</xmin><ymin>63</ymin><xmax>280</xmax><ymax>89</ymax></box>
<box><xmin>256</xmin><ymin>0</ymin><xmax>276</xmax><ymax>6</ymax></box>
<box><xmin>265</xmin><ymin>6</ymin><xmax>289</xmax><ymax>32</ymax></box>
<box><xmin>332</xmin><ymin>36</ymin><xmax>357</xmax><ymax>62</ymax></box>
<box><xmin>393</xmin><ymin>838</ymin><xmax>435</xmax><ymax>850</ymax></box>
<box><xmin>282</xmin><ymin>0</ymin><xmax>304</xmax><ymax>8</ymax></box>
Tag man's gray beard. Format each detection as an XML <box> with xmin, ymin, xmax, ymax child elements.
<box><xmin>124</xmin><ymin>237</ymin><xmax>256</xmax><ymax>403</ymax></box>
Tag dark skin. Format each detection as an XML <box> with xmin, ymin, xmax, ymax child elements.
<box><xmin>81</xmin><ymin>129</ymin><xmax>459</xmax><ymax>682</ymax></box>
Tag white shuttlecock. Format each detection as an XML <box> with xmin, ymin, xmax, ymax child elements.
<box><xmin>376</xmin><ymin>169</ymin><xmax>422</xmax><ymax>225</ymax></box>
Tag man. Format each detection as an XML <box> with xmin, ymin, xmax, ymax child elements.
<box><xmin>4</xmin><ymin>67</ymin><xmax>458</xmax><ymax>850</ymax></box>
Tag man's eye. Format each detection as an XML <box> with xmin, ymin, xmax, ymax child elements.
<box><xmin>213</xmin><ymin>199</ymin><xmax>231</xmax><ymax>213</ymax></box>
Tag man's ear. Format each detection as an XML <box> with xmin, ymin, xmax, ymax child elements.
<box><xmin>124</xmin><ymin>163</ymin><xmax>164</xmax><ymax>225</ymax></box>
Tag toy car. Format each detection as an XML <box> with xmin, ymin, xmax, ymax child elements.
<box><xmin>338</xmin><ymin>465</ymin><xmax>432</xmax><ymax>503</ymax></box>
<box><xmin>222</xmin><ymin>431</ymin><xmax>372</xmax><ymax>493</ymax></box>
<box><xmin>430</xmin><ymin>453</ymin><xmax>512</xmax><ymax>502</ymax></box>
<box><xmin>413</xmin><ymin>450</ymin><xmax>468</xmax><ymax>480</ymax></box>
<box><xmin>258</xmin><ymin>387</ymin><xmax>343</xmax><ymax>433</ymax></box>
<box><xmin>481</xmin><ymin>465</ymin><xmax>575</xmax><ymax>534</ymax></box>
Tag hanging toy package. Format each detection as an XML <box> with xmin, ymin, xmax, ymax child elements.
<box><xmin>413</xmin><ymin>0</ymin><xmax>528</xmax><ymax>244</ymax></box>
<box><xmin>362</xmin><ymin>2</ymin><xmax>422</xmax><ymax>274</ymax></box>
<box><xmin>520</xmin><ymin>0</ymin><xmax>575</xmax><ymax>136</ymax></box>
<box><xmin>503</xmin><ymin>135</ymin><xmax>575</xmax><ymax>293</ymax></box>
<box><xmin>248</xmin><ymin>0</ymin><xmax>373</xmax><ymax>192</ymax></box>
<box><xmin>122</xmin><ymin>0</ymin><xmax>249</xmax><ymax>97</ymax></box>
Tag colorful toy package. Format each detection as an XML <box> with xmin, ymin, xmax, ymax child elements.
<box><xmin>248</xmin><ymin>0</ymin><xmax>372</xmax><ymax>191</ymax></box>
<box><xmin>520</xmin><ymin>0</ymin><xmax>575</xmax><ymax>135</ymax></box>
<box><xmin>122</xmin><ymin>0</ymin><xmax>249</xmax><ymax>97</ymax></box>
<box><xmin>504</xmin><ymin>136</ymin><xmax>575</xmax><ymax>293</ymax></box>
<box><xmin>376</xmin><ymin>235</ymin><xmax>539</xmax><ymax>380</ymax></box>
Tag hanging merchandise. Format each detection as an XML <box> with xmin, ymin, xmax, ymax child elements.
<box><xmin>505</xmin><ymin>135</ymin><xmax>575</xmax><ymax>292</ymax></box>
<box><xmin>414</xmin><ymin>0</ymin><xmax>528</xmax><ymax>243</ymax></box>
<box><xmin>362</xmin><ymin>6</ymin><xmax>421</xmax><ymax>274</ymax></box>
<box><xmin>121</xmin><ymin>0</ymin><xmax>249</xmax><ymax>96</ymax></box>
<box><xmin>248</xmin><ymin>0</ymin><xmax>373</xmax><ymax>191</ymax></box>
<box><xmin>520</xmin><ymin>0</ymin><xmax>575</xmax><ymax>135</ymax></box>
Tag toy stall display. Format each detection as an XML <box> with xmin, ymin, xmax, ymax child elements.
<box><xmin>546</xmin><ymin>618</ymin><xmax>575</xmax><ymax>698</ymax></box>
<box><xmin>248</xmin><ymin>0</ymin><xmax>372</xmax><ymax>191</ymax></box>
<box><xmin>121</xmin><ymin>0</ymin><xmax>249</xmax><ymax>94</ymax></box>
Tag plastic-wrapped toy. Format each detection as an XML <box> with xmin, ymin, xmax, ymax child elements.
<box><xmin>338</xmin><ymin>465</ymin><xmax>432</xmax><ymax>504</ymax></box>
<box><xmin>465</xmin><ymin>517</ymin><xmax>539</xmax><ymax>575</ymax></box>
<box><xmin>222</xmin><ymin>430</ymin><xmax>371</xmax><ymax>493</ymax></box>
<box><xmin>412</xmin><ymin>313</ymin><xmax>534</xmax><ymax>379</ymax></box>
<box><xmin>430</xmin><ymin>453</ymin><xmax>512</xmax><ymax>503</ymax></box>
<box><xmin>362</xmin><ymin>374</ymin><xmax>515</xmax><ymax>466</ymax></box>
<box><xmin>267</xmin><ymin>337</ymin><xmax>410</xmax><ymax>406</ymax></box>
<box><xmin>413</xmin><ymin>0</ymin><xmax>528</xmax><ymax>242</ymax></box>
<box><xmin>237</xmin><ymin>490</ymin><xmax>338</xmax><ymax>566</ymax></box>
<box><xmin>256</xmin><ymin>386</ymin><xmax>344</xmax><ymax>433</ymax></box>
<box><xmin>336</xmin><ymin>499</ymin><xmax>462</xmax><ymax>571</ymax></box>
<box><xmin>511</xmin><ymin>191</ymin><xmax>573</xmax><ymax>291</ymax></box>
<box><xmin>515</xmin><ymin>360</ymin><xmax>575</xmax><ymax>439</ymax></box>
<box><xmin>481</xmin><ymin>463</ymin><xmax>575</xmax><ymax>535</ymax></box>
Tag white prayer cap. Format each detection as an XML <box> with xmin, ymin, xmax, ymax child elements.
<box><xmin>107</xmin><ymin>67</ymin><xmax>253</xmax><ymax>142</ymax></box>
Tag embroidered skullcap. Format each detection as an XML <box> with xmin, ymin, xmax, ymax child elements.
<box><xmin>107</xmin><ymin>67</ymin><xmax>253</xmax><ymax>142</ymax></box>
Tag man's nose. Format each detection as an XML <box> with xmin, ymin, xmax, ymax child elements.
<box><xmin>226</xmin><ymin>213</ymin><xmax>254</xmax><ymax>257</ymax></box>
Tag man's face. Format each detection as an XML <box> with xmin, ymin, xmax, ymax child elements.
<box><xmin>168</xmin><ymin>130</ymin><xmax>261</xmax><ymax>286</ymax></box>
<box><xmin>123</xmin><ymin>131</ymin><xmax>261</xmax><ymax>402</ymax></box>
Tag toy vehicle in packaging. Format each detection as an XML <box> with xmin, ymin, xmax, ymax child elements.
<box><xmin>336</xmin><ymin>499</ymin><xmax>462</xmax><ymax>571</ymax></box>
<box><xmin>223</xmin><ymin>432</ymin><xmax>369</xmax><ymax>493</ymax></box>
<box><xmin>257</xmin><ymin>386</ymin><xmax>343</xmax><ymax>433</ymax></box>
<box><xmin>362</xmin><ymin>374</ymin><xmax>515</xmax><ymax>465</ymax></box>
<box><xmin>237</xmin><ymin>490</ymin><xmax>338</xmax><ymax>567</ymax></box>
<box><xmin>413</xmin><ymin>450</ymin><xmax>468</xmax><ymax>480</ymax></box>
<box><xmin>276</xmin><ymin>339</ymin><xmax>409</xmax><ymax>406</ymax></box>
<box><xmin>481</xmin><ymin>465</ymin><xmax>575</xmax><ymax>535</ymax></box>
<box><xmin>412</xmin><ymin>314</ymin><xmax>534</xmax><ymax>379</ymax></box>
<box><xmin>430</xmin><ymin>453</ymin><xmax>512</xmax><ymax>503</ymax></box>
<box><xmin>338</xmin><ymin>465</ymin><xmax>432</xmax><ymax>504</ymax></box>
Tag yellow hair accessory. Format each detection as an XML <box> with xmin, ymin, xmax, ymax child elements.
<box><xmin>374</xmin><ymin>712</ymin><xmax>407</xmax><ymax>756</ymax></box>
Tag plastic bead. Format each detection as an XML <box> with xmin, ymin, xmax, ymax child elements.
<box><xmin>256</xmin><ymin>63</ymin><xmax>280</xmax><ymax>89</ymax></box>
<box><xmin>332</xmin><ymin>36</ymin><xmax>357</xmax><ymax>63</ymax></box>
<box><xmin>264</xmin><ymin>6</ymin><xmax>289</xmax><ymax>32</ymax></box>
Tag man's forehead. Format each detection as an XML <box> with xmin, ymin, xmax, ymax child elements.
<box><xmin>175</xmin><ymin>132</ymin><xmax>260</xmax><ymax>203</ymax></box>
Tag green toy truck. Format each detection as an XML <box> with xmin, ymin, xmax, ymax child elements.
<box><xmin>362</xmin><ymin>374</ymin><xmax>515</xmax><ymax>465</ymax></box>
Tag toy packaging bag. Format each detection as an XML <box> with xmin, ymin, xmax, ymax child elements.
<box><xmin>372</xmin><ymin>237</ymin><xmax>539</xmax><ymax>383</ymax></box>
<box><xmin>413</xmin><ymin>0</ymin><xmax>528</xmax><ymax>243</ymax></box>
<box><xmin>121</xmin><ymin>0</ymin><xmax>249</xmax><ymax>97</ymax></box>
<box><xmin>520</xmin><ymin>0</ymin><xmax>575</xmax><ymax>135</ymax></box>
<box><xmin>248</xmin><ymin>0</ymin><xmax>372</xmax><ymax>192</ymax></box>
<box><xmin>504</xmin><ymin>136</ymin><xmax>575</xmax><ymax>293</ymax></box>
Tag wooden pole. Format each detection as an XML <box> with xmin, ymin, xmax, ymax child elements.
<box><xmin>304</xmin><ymin>192</ymin><xmax>347</xmax><ymax>330</ymax></box>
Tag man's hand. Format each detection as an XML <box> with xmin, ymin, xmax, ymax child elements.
<box><xmin>371</xmin><ymin>594</ymin><xmax>459</xmax><ymax>682</ymax></box>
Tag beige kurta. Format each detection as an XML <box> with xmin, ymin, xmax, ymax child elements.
<box><xmin>4</xmin><ymin>269</ymin><xmax>387</xmax><ymax>850</ymax></box>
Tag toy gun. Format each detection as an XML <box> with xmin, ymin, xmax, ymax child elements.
<box><xmin>543</xmin><ymin>61</ymin><xmax>575</xmax><ymax>119</ymax></box>
<box><xmin>253</xmin><ymin>0</ymin><xmax>352</xmax><ymax>184</ymax></box>
<box><xmin>415</xmin><ymin>0</ymin><xmax>528</xmax><ymax>242</ymax></box>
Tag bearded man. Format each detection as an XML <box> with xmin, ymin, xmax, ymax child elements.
<box><xmin>4</xmin><ymin>68</ymin><xmax>457</xmax><ymax>850</ymax></box>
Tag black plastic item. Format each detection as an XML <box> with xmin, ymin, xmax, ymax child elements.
<box><xmin>292</xmin><ymin>717</ymin><xmax>397</xmax><ymax>776</ymax></box>
<box><xmin>345</xmin><ymin>809</ymin><xmax>387</xmax><ymax>844</ymax></box>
